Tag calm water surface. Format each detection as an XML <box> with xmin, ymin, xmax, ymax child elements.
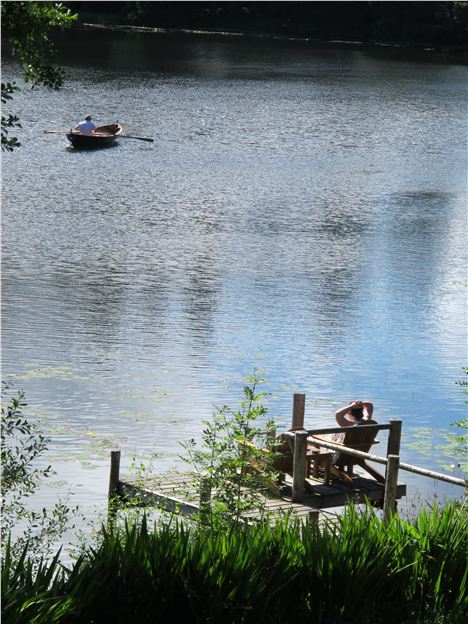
<box><xmin>2</xmin><ymin>30</ymin><xmax>467</xmax><ymax>517</ymax></box>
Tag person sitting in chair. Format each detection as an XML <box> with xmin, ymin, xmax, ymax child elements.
<box><xmin>335</xmin><ymin>400</ymin><xmax>374</xmax><ymax>428</ymax></box>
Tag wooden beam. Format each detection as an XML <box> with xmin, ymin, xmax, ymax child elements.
<box><xmin>285</xmin><ymin>423</ymin><xmax>390</xmax><ymax>437</ymax></box>
<box><xmin>120</xmin><ymin>481</ymin><xmax>200</xmax><ymax>516</ymax></box>
<box><xmin>305</xmin><ymin>437</ymin><xmax>466</xmax><ymax>487</ymax></box>
<box><xmin>292</xmin><ymin>431</ymin><xmax>308</xmax><ymax>502</ymax></box>
<box><xmin>385</xmin><ymin>421</ymin><xmax>402</xmax><ymax>505</ymax></box>
<box><xmin>383</xmin><ymin>454</ymin><xmax>399</xmax><ymax>523</ymax></box>
<box><xmin>386</xmin><ymin>419</ymin><xmax>402</xmax><ymax>457</ymax></box>
<box><xmin>308</xmin><ymin>509</ymin><xmax>320</xmax><ymax>523</ymax></box>
<box><xmin>399</xmin><ymin>462</ymin><xmax>467</xmax><ymax>486</ymax></box>
<box><xmin>108</xmin><ymin>450</ymin><xmax>121</xmax><ymax>499</ymax></box>
<box><xmin>291</xmin><ymin>393</ymin><xmax>305</xmax><ymax>429</ymax></box>
<box><xmin>108</xmin><ymin>449</ymin><xmax>121</xmax><ymax>521</ymax></box>
<box><xmin>306</xmin><ymin>437</ymin><xmax>388</xmax><ymax>464</ymax></box>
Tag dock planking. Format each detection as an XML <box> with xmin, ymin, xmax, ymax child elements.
<box><xmin>118</xmin><ymin>472</ymin><xmax>323</xmax><ymax>523</ymax></box>
<box><xmin>116</xmin><ymin>469</ymin><xmax>406</xmax><ymax>524</ymax></box>
<box><xmin>303</xmin><ymin>474</ymin><xmax>406</xmax><ymax>508</ymax></box>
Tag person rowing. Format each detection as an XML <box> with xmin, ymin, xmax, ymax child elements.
<box><xmin>74</xmin><ymin>114</ymin><xmax>96</xmax><ymax>135</ymax></box>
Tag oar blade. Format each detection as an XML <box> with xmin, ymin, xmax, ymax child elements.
<box><xmin>120</xmin><ymin>135</ymin><xmax>154</xmax><ymax>142</ymax></box>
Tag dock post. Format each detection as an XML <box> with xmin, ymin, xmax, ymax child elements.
<box><xmin>291</xmin><ymin>393</ymin><xmax>305</xmax><ymax>429</ymax></box>
<box><xmin>308</xmin><ymin>509</ymin><xmax>319</xmax><ymax>524</ymax></box>
<box><xmin>199</xmin><ymin>475</ymin><xmax>212</xmax><ymax>525</ymax></box>
<box><xmin>384</xmin><ymin>420</ymin><xmax>402</xmax><ymax>521</ymax></box>
<box><xmin>386</xmin><ymin>419</ymin><xmax>402</xmax><ymax>457</ymax></box>
<box><xmin>108</xmin><ymin>449</ymin><xmax>121</xmax><ymax>520</ymax></box>
<box><xmin>383</xmin><ymin>454</ymin><xmax>399</xmax><ymax>524</ymax></box>
<box><xmin>292</xmin><ymin>431</ymin><xmax>308</xmax><ymax>502</ymax></box>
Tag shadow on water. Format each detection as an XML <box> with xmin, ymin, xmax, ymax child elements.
<box><xmin>65</xmin><ymin>143</ymin><xmax>120</xmax><ymax>153</ymax></box>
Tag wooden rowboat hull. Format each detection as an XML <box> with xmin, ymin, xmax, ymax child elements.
<box><xmin>66</xmin><ymin>123</ymin><xmax>123</xmax><ymax>148</ymax></box>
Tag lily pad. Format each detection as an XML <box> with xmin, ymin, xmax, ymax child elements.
<box><xmin>15</xmin><ymin>366</ymin><xmax>89</xmax><ymax>381</ymax></box>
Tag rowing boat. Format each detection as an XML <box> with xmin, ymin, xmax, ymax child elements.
<box><xmin>66</xmin><ymin>123</ymin><xmax>123</xmax><ymax>148</ymax></box>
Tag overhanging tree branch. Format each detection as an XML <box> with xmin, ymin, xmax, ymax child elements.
<box><xmin>1</xmin><ymin>1</ymin><xmax>77</xmax><ymax>151</ymax></box>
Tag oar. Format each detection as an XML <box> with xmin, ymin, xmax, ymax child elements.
<box><xmin>44</xmin><ymin>130</ymin><xmax>114</xmax><ymax>137</ymax></box>
<box><xmin>44</xmin><ymin>129</ymin><xmax>154</xmax><ymax>142</ymax></box>
<box><xmin>44</xmin><ymin>130</ymin><xmax>77</xmax><ymax>134</ymax></box>
<box><xmin>119</xmin><ymin>135</ymin><xmax>154</xmax><ymax>143</ymax></box>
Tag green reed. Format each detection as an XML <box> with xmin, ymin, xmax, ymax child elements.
<box><xmin>2</xmin><ymin>501</ymin><xmax>466</xmax><ymax>624</ymax></box>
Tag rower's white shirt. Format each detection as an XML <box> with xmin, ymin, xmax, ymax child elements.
<box><xmin>74</xmin><ymin>120</ymin><xmax>96</xmax><ymax>134</ymax></box>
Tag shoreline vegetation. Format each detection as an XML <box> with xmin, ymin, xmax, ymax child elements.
<box><xmin>67</xmin><ymin>1</ymin><xmax>468</xmax><ymax>52</ymax></box>
<box><xmin>3</xmin><ymin>504</ymin><xmax>467</xmax><ymax>624</ymax></box>
<box><xmin>2</xmin><ymin>378</ymin><xmax>467</xmax><ymax>623</ymax></box>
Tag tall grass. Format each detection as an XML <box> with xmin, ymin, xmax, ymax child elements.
<box><xmin>387</xmin><ymin>502</ymin><xmax>468</xmax><ymax>620</ymax></box>
<box><xmin>2</xmin><ymin>502</ymin><xmax>467</xmax><ymax>624</ymax></box>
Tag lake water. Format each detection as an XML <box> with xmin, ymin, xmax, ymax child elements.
<box><xmin>2</xmin><ymin>29</ymin><xmax>467</xmax><ymax>519</ymax></box>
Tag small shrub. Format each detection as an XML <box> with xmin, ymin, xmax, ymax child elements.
<box><xmin>1</xmin><ymin>383</ymin><xmax>78</xmax><ymax>563</ymax></box>
<box><xmin>180</xmin><ymin>371</ymin><xmax>279</xmax><ymax>529</ymax></box>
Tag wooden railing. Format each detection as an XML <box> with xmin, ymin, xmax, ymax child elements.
<box><xmin>286</xmin><ymin>393</ymin><xmax>466</xmax><ymax>522</ymax></box>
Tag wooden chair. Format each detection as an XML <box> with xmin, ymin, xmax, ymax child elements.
<box><xmin>239</xmin><ymin>431</ymin><xmax>325</xmax><ymax>496</ymax></box>
<box><xmin>237</xmin><ymin>435</ymin><xmax>293</xmax><ymax>497</ymax></box>
<box><xmin>309</xmin><ymin>420</ymin><xmax>385</xmax><ymax>486</ymax></box>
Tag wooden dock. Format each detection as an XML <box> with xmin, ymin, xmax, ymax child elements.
<box><xmin>111</xmin><ymin>467</ymin><xmax>406</xmax><ymax>526</ymax></box>
<box><xmin>107</xmin><ymin>393</ymin><xmax>465</xmax><ymax>526</ymax></box>
<box><xmin>117</xmin><ymin>473</ymin><xmax>327</xmax><ymax>523</ymax></box>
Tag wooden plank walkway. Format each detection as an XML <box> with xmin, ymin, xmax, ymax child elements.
<box><xmin>119</xmin><ymin>473</ymin><xmax>326</xmax><ymax>524</ymax></box>
<box><xmin>303</xmin><ymin>474</ymin><xmax>406</xmax><ymax>508</ymax></box>
<box><xmin>117</xmin><ymin>470</ymin><xmax>406</xmax><ymax>524</ymax></box>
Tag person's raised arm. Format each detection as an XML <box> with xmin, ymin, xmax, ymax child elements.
<box><xmin>362</xmin><ymin>401</ymin><xmax>374</xmax><ymax>419</ymax></box>
<box><xmin>335</xmin><ymin>401</ymin><xmax>361</xmax><ymax>427</ymax></box>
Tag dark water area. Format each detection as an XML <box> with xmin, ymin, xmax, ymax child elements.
<box><xmin>2</xmin><ymin>29</ymin><xmax>467</xmax><ymax>519</ymax></box>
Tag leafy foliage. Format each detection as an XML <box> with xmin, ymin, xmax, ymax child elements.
<box><xmin>1</xmin><ymin>383</ymin><xmax>78</xmax><ymax>563</ymax></box>
<box><xmin>180</xmin><ymin>372</ymin><xmax>279</xmax><ymax>528</ymax></box>
<box><xmin>1</xmin><ymin>1</ymin><xmax>76</xmax><ymax>150</ymax></box>
<box><xmin>451</xmin><ymin>368</ymin><xmax>468</xmax><ymax>472</ymax></box>
<box><xmin>1</xmin><ymin>82</ymin><xmax>22</xmax><ymax>151</ymax></box>
<box><xmin>1</xmin><ymin>385</ymin><xmax>51</xmax><ymax>496</ymax></box>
